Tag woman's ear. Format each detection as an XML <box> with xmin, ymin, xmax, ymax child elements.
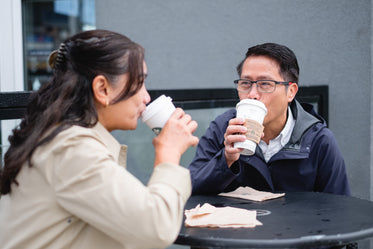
<box><xmin>287</xmin><ymin>83</ymin><xmax>298</xmax><ymax>103</ymax></box>
<box><xmin>92</xmin><ymin>75</ymin><xmax>110</xmax><ymax>107</ymax></box>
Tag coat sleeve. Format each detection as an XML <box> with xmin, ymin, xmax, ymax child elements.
<box><xmin>188</xmin><ymin>110</ymin><xmax>239</xmax><ymax>195</ymax></box>
<box><xmin>312</xmin><ymin>127</ymin><xmax>351</xmax><ymax>195</ymax></box>
<box><xmin>51</xmin><ymin>131</ymin><xmax>191</xmax><ymax>249</ymax></box>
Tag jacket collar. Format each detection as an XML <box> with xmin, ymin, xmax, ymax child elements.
<box><xmin>92</xmin><ymin>122</ymin><xmax>128</xmax><ymax>167</ymax></box>
<box><xmin>288</xmin><ymin>100</ymin><xmax>322</xmax><ymax>144</ymax></box>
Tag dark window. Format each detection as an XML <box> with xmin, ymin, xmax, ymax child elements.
<box><xmin>22</xmin><ymin>0</ymin><xmax>95</xmax><ymax>90</ymax></box>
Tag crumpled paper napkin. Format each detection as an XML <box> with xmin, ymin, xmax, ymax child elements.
<box><xmin>218</xmin><ymin>186</ymin><xmax>285</xmax><ymax>202</ymax></box>
<box><xmin>184</xmin><ymin>203</ymin><xmax>262</xmax><ymax>228</ymax></box>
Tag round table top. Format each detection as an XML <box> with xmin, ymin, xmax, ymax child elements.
<box><xmin>175</xmin><ymin>192</ymin><xmax>373</xmax><ymax>248</ymax></box>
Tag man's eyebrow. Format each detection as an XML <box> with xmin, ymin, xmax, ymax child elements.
<box><xmin>240</xmin><ymin>75</ymin><xmax>276</xmax><ymax>80</ymax></box>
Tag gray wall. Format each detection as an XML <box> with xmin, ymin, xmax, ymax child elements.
<box><xmin>97</xmin><ymin>0</ymin><xmax>372</xmax><ymax>200</ymax></box>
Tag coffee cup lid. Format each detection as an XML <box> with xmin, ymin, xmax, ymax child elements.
<box><xmin>141</xmin><ymin>95</ymin><xmax>173</xmax><ymax>122</ymax></box>
<box><xmin>236</xmin><ymin>99</ymin><xmax>267</xmax><ymax>112</ymax></box>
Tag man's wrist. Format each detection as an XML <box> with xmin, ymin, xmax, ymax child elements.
<box><xmin>229</xmin><ymin>161</ymin><xmax>240</xmax><ymax>174</ymax></box>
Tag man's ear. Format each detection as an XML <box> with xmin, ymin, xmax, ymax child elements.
<box><xmin>92</xmin><ymin>75</ymin><xmax>109</xmax><ymax>107</ymax></box>
<box><xmin>287</xmin><ymin>83</ymin><xmax>298</xmax><ymax>103</ymax></box>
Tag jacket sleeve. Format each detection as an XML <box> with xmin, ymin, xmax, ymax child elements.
<box><xmin>51</xmin><ymin>131</ymin><xmax>191</xmax><ymax>249</ymax></box>
<box><xmin>312</xmin><ymin>127</ymin><xmax>351</xmax><ymax>195</ymax></box>
<box><xmin>188</xmin><ymin>110</ymin><xmax>239</xmax><ymax>195</ymax></box>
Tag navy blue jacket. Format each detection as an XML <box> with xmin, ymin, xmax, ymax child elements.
<box><xmin>189</xmin><ymin>100</ymin><xmax>350</xmax><ymax>196</ymax></box>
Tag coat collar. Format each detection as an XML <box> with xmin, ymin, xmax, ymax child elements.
<box><xmin>92</xmin><ymin>123</ymin><xmax>128</xmax><ymax>167</ymax></box>
<box><xmin>288</xmin><ymin>100</ymin><xmax>321</xmax><ymax>144</ymax></box>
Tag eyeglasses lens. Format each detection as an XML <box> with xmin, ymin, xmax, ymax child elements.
<box><xmin>236</xmin><ymin>80</ymin><xmax>276</xmax><ymax>93</ymax></box>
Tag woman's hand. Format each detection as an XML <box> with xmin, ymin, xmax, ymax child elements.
<box><xmin>223</xmin><ymin>117</ymin><xmax>247</xmax><ymax>167</ymax></box>
<box><xmin>153</xmin><ymin>108</ymin><xmax>199</xmax><ymax>166</ymax></box>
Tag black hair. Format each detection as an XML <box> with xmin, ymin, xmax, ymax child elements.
<box><xmin>0</xmin><ymin>29</ymin><xmax>145</xmax><ymax>195</ymax></box>
<box><xmin>236</xmin><ymin>43</ymin><xmax>299</xmax><ymax>84</ymax></box>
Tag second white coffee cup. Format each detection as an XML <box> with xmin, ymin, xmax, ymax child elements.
<box><xmin>141</xmin><ymin>95</ymin><xmax>176</xmax><ymax>135</ymax></box>
<box><xmin>234</xmin><ymin>99</ymin><xmax>267</xmax><ymax>155</ymax></box>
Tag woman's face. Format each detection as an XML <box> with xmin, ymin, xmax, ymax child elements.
<box><xmin>100</xmin><ymin>62</ymin><xmax>151</xmax><ymax>131</ymax></box>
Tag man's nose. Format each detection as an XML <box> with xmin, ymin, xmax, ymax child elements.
<box><xmin>247</xmin><ymin>83</ymin><xmax>260</xmax><ymax>99</ymax></box>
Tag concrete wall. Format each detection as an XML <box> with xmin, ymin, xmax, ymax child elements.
<box><xmin>97</xmin><ymin>0</ymin><xmax>372</xmax><ymax>200</ymax></box>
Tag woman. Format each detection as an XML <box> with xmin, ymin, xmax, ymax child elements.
<box><xmin>0</xmin><ymin>29</ymin><xmax>198</xmax><ymax>249</ymax></box>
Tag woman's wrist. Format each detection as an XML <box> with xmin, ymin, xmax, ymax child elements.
<box><xmin>154</xmin><ymin>148</ymin><xmax>181</xmax><ymax>166</ymax></box>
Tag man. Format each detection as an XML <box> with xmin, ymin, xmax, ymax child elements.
<box><xmin>189</xmin><ymin>43</ymin><xmax>350</xmax><ymax>196</ymax></box>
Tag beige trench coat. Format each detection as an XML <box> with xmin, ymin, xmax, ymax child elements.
<box><xmin>0</xmin><ymin>123</ymin><xmax>191</xmax><ymax>249</ymax></box>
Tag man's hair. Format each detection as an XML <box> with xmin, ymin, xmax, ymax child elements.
<box><xmin>236</xmin><ymin>43</ymin><xmax>299</xmax><ymax>84</ymax></box>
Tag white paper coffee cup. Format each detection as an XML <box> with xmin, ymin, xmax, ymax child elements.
<box><xmin>141</xmin><ymin>95</ymin><xmax>176</xmax><ymax>135</ymax></box>
<box><xmin>234</xmin><ymin>99</ymin><xmax>267</xmax><ymax>155</ymax></box>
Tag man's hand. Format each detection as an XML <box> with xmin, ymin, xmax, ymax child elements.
<box><xmin>223</xmin><ymin>117</ymin><xmax>247</xmax><ymax>167</ymax></box>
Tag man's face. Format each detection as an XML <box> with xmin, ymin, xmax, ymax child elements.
<box><xmin>239</xmin><ymin>55</ymin><xmax>297</xmax><ymax>129</ymax></box>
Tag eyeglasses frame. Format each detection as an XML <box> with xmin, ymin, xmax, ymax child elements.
<box><xmin>233</xmin><ymin>79</ymin><xmax>295</xmax><ymax>93</ymax></box>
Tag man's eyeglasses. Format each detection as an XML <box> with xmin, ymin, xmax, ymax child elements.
<box><xmin>234</xmin><ymin>79</ymin><xmax>294</xmax><ymax>93</ymax></box>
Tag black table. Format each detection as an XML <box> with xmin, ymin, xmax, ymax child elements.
<box><xmin>175</xmin><ymin>192</ymin><xmax>373</xmax><ymax>248</ymax></box>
